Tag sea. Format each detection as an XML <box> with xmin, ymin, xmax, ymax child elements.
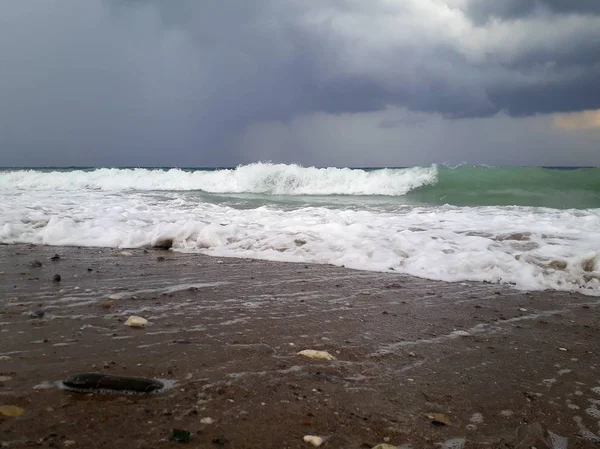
<box><xmin>0</xmin><ymin>163</ymin><xmax>599</xmax><ymax>295</ymax></box>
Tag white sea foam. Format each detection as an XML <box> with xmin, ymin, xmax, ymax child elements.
<box><xmin>0</xmin><ymin>184</ymin><xmax>599</xmax><ymax>295</ymax></box>
<box><xmin>0</xmin><ymin>163</ymin><xmax>436</xmax><ymax>196</ymax></box>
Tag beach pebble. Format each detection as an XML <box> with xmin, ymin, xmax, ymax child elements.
<box><xmin>125</xmin><ymin>316</ymin><xmax>148</xmax><ymax>328</ymax></box>
<box><xmin>558</xmin><ymin>347</ymin><xmax>568</xmax><ymax>351</ymax></box>
<box><xmin>372</xmin><ymin>444</ymin><xmax>397</xmax><ymax>449</ymax></box>
<box><xmin>0</xmin><ymin>405</ymin><xmax>25</xmax><ymax>417</ymax></box>
<box><xmin>64</xmin><ymin>441</ymin><xmax>76</xmax><ymax>447</ymax></box>
<box><xmin>153</xmin><ymin>237</ymin><xmax>173</xmax><ymax>250</ymax></box>
<box><xmin>0</xmin><ymin>376</ymin><xmax>13</xmax><ymax>382</ymax></box>
<box><xmin>170</xmin><ymin>429</ymin><xmax>191</xmax><ymax>443</ymax></box>
<box><xmin>62</xmin><ymin>373</ymin><xmax>163</xmax><ymax>393</ymax></box>
<box><xmin>200</xmin><ymin>417</ymin><xmax>214</xmax><ymax>424</ymax></box>
<box><xmin>109</xmin><ymin>293</ymin><xmax>127</xmax><ymax>300</ymax></box>
<box><xmin>119</xmin><ymin>251</ymin><xmax>133</xmax><ymax>257</ymax></box>
<box><xmin>452</xmin><ymin>330</ymin><xmax>471</xmax><ymax>337</ymax></box>
<box><xmin>30</xmin><ymin>260</ymin><xmax>43</xmax><ymax>268</ymax></box>
<box><xmin>298</xmin><ymin>350</ymin><xmax>336</xmax><ymax>361</ymax></box>
<box><xmin>426</xmin><ymin>413</ymin><xmax>451</xmax><ymax>426</ymax></box>
<box><xmin>50</xmin><ymin>254</ymin><xmax>61</xmax><ymax>261</ymax></box>
<box><xmin>53</xmin><ymin>274</ymin><xmax>61</xmax><ymax>282</ymax></box>
<box><xmin>29</xmin><ymin>310</ymin><xmax>45</xmax><ymax>319</ymax></box>
<box><xmin>303</xmin><ymin>435</ymin><xmax>324</xmax><ymax>447</ymax></box>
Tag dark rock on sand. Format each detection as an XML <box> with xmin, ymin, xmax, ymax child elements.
<box><xmin>62</xmin><ymin>373</ymin><xmax>164</xmax><ymax>394</ymax></box>
<box><xmin>153</xmin><ymin>238</ymin><xmax>173</xmax><ymax>250</ymax></box>
<box><xmin>30</xmin><ymin>260</ymin><xmax>43</xmax><ymax>268</ymax></box>
<box><xmin>50</xmin><ymin>254</ymin><xmax>61</xmax><ymax>261</ymax></box>
<box><xmin>169</xmin><ymin>429</ymin><xmax>191</xmax><ymax>443</ymax></box>
<box><xmin>29</xmin><ymin>310</ymin><xmax>45</xmax><ymax>319</ymax></box>
<box><xmin>157</xmin><ymin>256</ymin><xmax>165</xmax><ymax>262</ymax></box>
<box><xmin>53</xmin><ymin>274</ymin><xmax>61</xmax><ymax>282</ymax></box>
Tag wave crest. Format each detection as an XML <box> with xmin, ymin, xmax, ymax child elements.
<box><xmin>0</xmin><ymin>163</ymin><xmax>438</xmax><ymax>196</ymax></box>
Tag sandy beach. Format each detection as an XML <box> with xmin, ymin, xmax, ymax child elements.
<box><xmin>1</xmin><ymin>244</ymin><xmax>599</xmax><ymax>448</ymax></box>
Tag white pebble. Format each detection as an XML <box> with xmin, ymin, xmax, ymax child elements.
<box><xmin>124</xmin><ymin>316</ymin><xmax>148</xmax><ymax>328</ymax></box>
<box><xmin>298</xmin><ymin>350</ymin><xmax>335</xmax><ymax>361</ymax></box>
<box><xmin>452</xmin><ymin>330</ymin><xmax>471</xmax><ymax>337</ymax></box>
<box><xmin>303</xmin><ymin>435</ymin><xmax>324</xmax><ymax>447</ymax></box>
<box><xmin>200</xmin><ymin>417</ymin><xmax>214</xmax><ymax>424</ymax></box>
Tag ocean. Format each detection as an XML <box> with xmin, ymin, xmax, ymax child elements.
<box><xmin>1</xmin><ymin>163</ymin><xmax>599</xmax><ymax>295</ymax></box>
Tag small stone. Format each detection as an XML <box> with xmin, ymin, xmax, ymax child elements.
<box><xmin>408</xmin><ymin>352</ymin><xmax>417</xmax><ymax>357</ymax></box>
<box><xmin>50</xmin><ymin>254</ymin><xmax>61</xmax><ymax>261</ymax></box>
<box><xmin>29</xmin><ymin>310</ymin><xmax>45</xmax><ymax>319</ymax></box>
<box><xmin>452</xmin><ymin>330</ymin><xmax>471</xmax><ymax>337</ymax></box>
<box><xmin>98</xmin><ymin>301</ymin><xmax>113</xmax><ymax>309</ymax></box>
<box><xmin>359</xmin><ymin>291</ymin><xmax>371</xmax><ymax>295</ymax></box>
<box><xmin>119</xmin><ymin>251</ymin><xmax>133</xmax><ymax>257</ymax></box>
<box><xmin>426</xmin><ymin>413</ymin><xmax>451</xmax><ymax>426</ymax></box>
<box><xmin>0</xmin><ymin>376</ymin><xmax>13</xmax><ymax>382</ymax></box>
<box><xmin>200</xmin><ymin>417</ymin><xmax>214</xmax><ymax>424</ymax></box>
<box><xmin>298</xmin><ymin>350</ymin><xmax>336</xmax><ymax>361</ymax></box>
<box><xmin>558</xmin><ymin>347</ymin><xmax>568</xmax><ymax>351</ymax></box>
<box><xmin>169</xmin><ymin>429</ymin><xmax>191</xmax><ymax>443</ymax></box>
<box><xmin>372</xmin><ymin>445</ymin><xmax>397</xmax><ymax>449</ymax></box>
<box><xmin>30</xmin><ymin>260</ymin><xmax>43</xmax><ymax>268</ymax></box>
<box><xmin>0</xmin><ymin>405</ymin><xmax>25</xmax><ymax>417</ymax></box>
<box><xmin>125</xmin><ymin>316</ymin><xmax>148</xmax><ymax>328</ymax></box>
<box><xmin>53</xmin><ymin>274</ymin><xmax>61</xmax><ymax>282</ymax></box>
<box><xmin>156</xmin><ymin>256</ymin><xmax>165</xmax><ymax>262</ymax></box>
<box><xmin>108</xmin><ymin>293</ymin><xmax>127</xmax><ymax>300</ymax></box>
<box><xmin>153</xmin><ymin>238</ymin><xmax>173</xmax><ymax>250</ymax></box>
<box><xmin>64</xmin><ymin>441</ymin><xmax>76</xmax><ymax>447</ymax></box>
<box><xmin>519</xmin><ymin>308</ymin><xmax>528</xmax><ymax>312</ymax></box>
<box><xmin>62</xmin><ymin>373</ymin><xmax>163</xmax><ymax>393</ymax></box>
<box><xmin>303</xmin><ymin>435</ymin><xmax>324</xmax><ymax>447</ymax></box>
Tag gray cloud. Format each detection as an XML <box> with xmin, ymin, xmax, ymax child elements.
<box><xmin>0</xmin><ymin>1</ymin><xmax>599</xmax><ymax>166</ymax></box>
<box><xmin>466</xmin><ymin>0</ymin><xmax>600</xmax><ymax>24</ymax></box>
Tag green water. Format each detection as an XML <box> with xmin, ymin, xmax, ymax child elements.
<box><xmin>407</xmin><ymin>166</ymin><xmax>600</xmax><ymax>208</ymax></box>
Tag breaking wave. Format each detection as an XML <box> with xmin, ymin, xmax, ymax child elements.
<box><xmin>0</xmin><ymin>163</ymin><xmax>437</xmax><ymax>196</ymax></box>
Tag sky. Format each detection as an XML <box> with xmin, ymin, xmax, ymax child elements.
<box><xmin>0</xmin><ymin>0</ymin><xmax>599</xmax><ymax>167</ymax></box>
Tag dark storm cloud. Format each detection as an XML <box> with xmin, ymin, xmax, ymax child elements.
<box><xmin>466</xmin><ymin>0</ymin><xmax>600</xmax><ymax>24</ymax></box>
<box><xmin>0</xmin><ymin>0</ymin><xmax>599</xmax><ymax>166</ymax></box>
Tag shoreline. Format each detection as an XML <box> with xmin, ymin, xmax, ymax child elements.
<box><xmin>1</xmin><ymin>244</ymin><xmax>599</xmax><ymax>448</ymax></box>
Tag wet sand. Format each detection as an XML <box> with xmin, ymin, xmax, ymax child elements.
<box><xmin>1</xmin><ymin>244</ymin><xmax>599</xmax><ymax>448</ymax></box>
